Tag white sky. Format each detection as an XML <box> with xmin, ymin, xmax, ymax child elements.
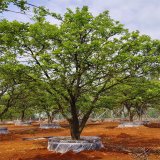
<box><xmin>1</xmin><ymin>0</ymin><xmax>160</xmax><ymax>39</ymax></box>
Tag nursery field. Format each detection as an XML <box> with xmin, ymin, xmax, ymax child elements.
<box><xmin>1</xmin><ymin>2</ymin><xmax>160</xmax><ymax>160</ymax></box>
<box><xmin>0</xmin><ymin>121</ymin><xmax>160</xmax><ymax>160</ymax></box>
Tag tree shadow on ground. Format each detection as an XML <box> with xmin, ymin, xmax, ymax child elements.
<box><xmin>144</xmin><ymin>123</ymin><xmax>160</xmax><ymax>128</ymax></box>
<box><xmin>22</xmin><ymin>151</ymin><xmax>102</xmax><ymax>160</ymax></box>
<box><xmin>105</xmin><ymin>126</ymin><xmax>117</xmax><ymax>129</ymax></box>
<box><xmin>102</xmin><ymin>133</ymin><xmax>160</xmax><ymax>149</ymax></box>
<box><xmin>85</xmin><ymin>123</ymin><xmax>102</xmax><ymax>127</ymax></box>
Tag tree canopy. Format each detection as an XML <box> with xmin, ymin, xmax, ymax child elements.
<box><xmin>0</xmin><ymin>6</ymin><xmax>160</xmax><ymax>139</ymax></box>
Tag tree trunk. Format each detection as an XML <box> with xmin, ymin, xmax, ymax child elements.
<box><xmin>137</xmin><ymin>111</ymin><xmax>143</xmax><ymax>121</ymax></box>
<box><xmin>0</xmin><ymin>117</ymin><xmax>3</xmax><ymax>122</ymax></box>
<box><xmin>69</xmin><ymin>120</ymin><xmax>80</xmax><ymax>140</ymax></box>
<box><xmin>128</xmin><ymin>111</ymin><xmax>134</xmax><ymax>122</ymax></box>
<box><xmin>21</xmin><ymin>110</ymin><xmax>25</xmax><ymax>122</ymax></box>
<box><xmin>47</xmin><ymin>114</ymin><xmax>53</xmax><ymax>124</ymax></box>
<box><xmin>125</xmin><ymin>104</ymin><xmax>134</xmax><ymax>122</ymax></box>
<box><xmin>129</xmin><ymin>114</ymin><xmax>133</xmax><ymax>122</ymax></box>
<box><xmin>127</xmin><ymin>108</ymin><xmax>134</xmax><ymax>122</ymax></box>
<box><xmin>70</xmin><ymin>98</ymin><xmax>80</xmax><ymax>140</ymax></box>
<box><xmin>138</xmin><ymin>114</ymin><xmax>142</xmax><ymax>121</ymax></box>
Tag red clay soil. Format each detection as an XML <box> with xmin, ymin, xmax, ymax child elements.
<box><xmin>0</xmin><ymin>122</ymin><xmax>160</xmax><ymax>160</ymax></box>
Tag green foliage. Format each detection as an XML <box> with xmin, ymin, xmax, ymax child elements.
<box><xmin>0</xmin><ymin>0</ymin><xmax>28</xmax><ymax>13</ymax></box>
<box><xmin>0</xmin><ymin>6</ymin><xmax>160</xmax><ymax>138</ymax></box>
<box><xmin>108</xmin><ymin>78</ymin><xmax>160</xmax><ymax>120</ymax></box>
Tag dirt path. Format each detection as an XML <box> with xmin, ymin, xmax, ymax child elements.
<box><xmin>0</xmin><ymin>122</ymin><xmax>160</xmax><ymax>160</ymax></box>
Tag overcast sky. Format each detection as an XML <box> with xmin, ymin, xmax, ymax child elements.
<box><xmin>1</xmin><ymin>0</ymin><xmax>160</xmax><ymax>39</ymax></box>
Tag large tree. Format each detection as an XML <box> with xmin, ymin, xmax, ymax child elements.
<box><xmin>0</xmin><ymin>7</ymin><xmax>159</xmax><ymax>139</ymax></box>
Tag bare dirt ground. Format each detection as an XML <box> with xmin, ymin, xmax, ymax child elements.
<box><xmin>0</xmin><ymin>121</ymin><xmax>160</xmax><ymax>160</ymax></box>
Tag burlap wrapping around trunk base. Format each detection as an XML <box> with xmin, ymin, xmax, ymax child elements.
<box><xmin>118</xmin><ymin>122</ymin><xmax>146</xmax><ymax>128</ymax></box>
<box><xmin>40</xmin><ymin>123</ymin><xmax>61</xmax><ymax>129</ymax></box>
<box><xmin>48</xmin><ymin>136</ymin><xmax>103</xmax><ymax>153</ymax></box>
<box><xmin>0</xmin><ymin>127</ymin><xmax>9</xmax><ymax>134</ymax></box>
<box><xmin>14</xmin><ymin>121</ymin><xmax>32</xmax><ymax>126</ymax></box>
